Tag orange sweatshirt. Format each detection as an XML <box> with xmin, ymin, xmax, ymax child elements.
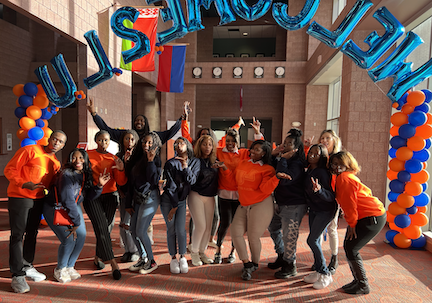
<box><xmin>216</xmin><ymin>147</ymin><xmax>250</xmax><ymax>191</ymax></box>
<box><xmin>4</xmin><ymin>145</ymin><xmax>61</xmax><ymax>199</ymax></box>
<box><xmin>221</xmin><ymin>159</ymin><xmax>279</xmax><ymax>206</ymax></box>
<box><xmin>335</xmin><ymin>171</ymin><xmax>385</xmax><ymax>227</ymax></box>
<box><xmin>87</xmin><ymin>150</ymin><xmax>127</xmax><ymax>194</ymax></box>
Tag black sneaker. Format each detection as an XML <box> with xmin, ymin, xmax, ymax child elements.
<box><xmin>241</xmin><ymin>262</ymin><xmax>257</xmax><ymax>281</ymax></box>
<box><xmin>139</xmin><ymin>260</ymin><xmax>158</xmax><ymax>274</ymax></box>
<box><xmin>128</xmin><ymin>258</ymin><xmax>146</xmax><ymax>272</ymax></box>
<box><xmin>121</xmin><ymin>252</ymin><xmax>132</xmax><ymax>263</ymax></box>
<box><xmin>275</xmin><ymin>261</ymin><xmax>297</xmax><ymax>279</ymax></box>
<box><xmin>268</xmin><ymin>253</ymin><xmax>284</xmax><ymax>270</ymax></box>
<box><xmin>214</xmin><ymin>253</ymin><xmax>222</xmax><ymax>264</ymax></box>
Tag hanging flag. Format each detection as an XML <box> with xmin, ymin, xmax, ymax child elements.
<box><xmin>157</xmin><ymin>45</ymin><xmax>187</xmax><ymax>93</ymax></box>
<box><xmin>240</xmin><ymin>86</ymin><xmax>243</xmax><ymax>111</ymax></box>
<box><xmin>120</xmin><ymin>8</ymin><xmax>159</xmax><ymax>72</ymax></box>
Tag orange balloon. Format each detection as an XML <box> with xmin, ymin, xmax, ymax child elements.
<box><xmin>36</xmin><ymin>84</ymin><xmax>47</xmax><ymax>96</ymax></box>
<box><xmin>407</xmin><ymin>136</ymin><xmax>426</xmax><ymax>151</ymax></box>
<box><xmin>427</xmin><ymin>113</ymin><xmax>432</xmax><ymax>125</ymax></box>
<box><xmin>26</xmin><ymin>105</ymin><xmax>42</xmax><ymax>120</ymax></box>
<box><xmin>407</xmin><ymin>91</ymin><xmax>426</xmax><ymax>107</ymax></box>
<box><xmin>16</xmin><ymin>129</ymin><xmax>28</xmax><ymax>140</ymax></box>
<box><xmin>411</xmin><ymin>170</ymin><xmax>429</xmax><ymax>183</ymax></box>
<box><xmin>19</xmin><ymin>117</ymin><xmax>36</xmax><ymax>130</ymax></box>
<box><xmin>41</xmin><ymin>119</ymin><xmax>48</xmax><ymax>128</ymax></box>
<box><xmin>44</xmin><ymin>128</ymin><xmax>53</xmax><ymax>138</ymax></box>
<box><xmin>392</xmin><ymin>103</ymin><xmax>398</xmax><ymax>109</ymax></box>
<box><xmin>15</xmin><ymin>98</ymin><xmax>20</xmax><ymax>107</ymax></box>
<box><xmin>418</xmin><ymin>206</ymin><xmax>428</xmax><ymax>213</ymax></box>
<box><xmin>13</xmin><ymin>84</ymin><xmax>25</xmax><ymax>97</ymax></box>
<box><xmin>403</xmin><ymin>225</ymin><xmax>422</xmax><ymax>239</ymax></box>
<box><xmin>401</xmin><ymin>104</ymin><xmax>415</xmax><ymax>115</ymax></box>
<box><xmin>390</xmin><ymin>126</ymin><xmax>400</xmax><ymax>137</ymax></box>
<box><xmin>389</xmin><ymin>222</ymin><xmax>404</xmax><ymax>233</ymax></box>
<box><xmin>387</xmin><ymin>169</ymin><xmax>398</xmax><ymax>180</ymax></box>
<box><xmin>396</xmin><ymin>193</ymin><xmax>415</xmax><ymax>208</ymax></box>
<box><xmin>386</xmin><ymin>211</ymin><xmax>396</xmax><ymax>223</ymax></box>
<box><xmin>393</xmin><ymin>233</ymin><xmax>411</xmax><ymax>248</ymax></box>
<box><xmin>410</xmin><ymin>212</ymin><xmax>429</xmax><ymax>226</ymax></box>
<box><xmin>415</xmin><ymin>124</ymin><xmax>432</xmax><ymax>139</ymax></box>
<box><xmin>388</xmin><ymin>202</ymin><xmax>407</xmax><ymax>216</ymax></box>
<box><xmin>404</xmin><ymin>181</ymin><xmax>423</xmax><ymax>196</ymax></box>
<box><xmin>390</xmin><ymin>112</ymin><xmax>408</xmax><ymax>126</ymax></box>
<box><xmin>396</xmin><ymin>147</ymin><xmax>413</xmax><ymax>161</ymax></box>
<box><xmin>423</xmin><ymin>162</ymin><xmax>428</xmax><ymax>170</ymax></box>
<box><xmin>33</xmin><ymin>95</ymin><xmax>49</xmax><ymax>109</ymax></box>
<box><xmin>38</xmin><ymin>137</ymin><xmax>49</xmax><ymax>146</ymax></box>
<box><xmin>389</xmin><ymin>158</ymin><xmax>405</xmax><ymax>172</ymax></box>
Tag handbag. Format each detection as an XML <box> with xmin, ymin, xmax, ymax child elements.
<box><xmin>133</xmin><ymin>188</ymin><xmax>151</xmax><ymax>205</ymax></box>
<box><xmin>53</xmin><ymin>175</ymin><xmax>84</xmax><ymax>226</ymax></box>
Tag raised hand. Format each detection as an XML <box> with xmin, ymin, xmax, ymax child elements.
<box><xmin>238</xmin><ymin>116</ymin><xmax>245</xmax><ymax>127</ymax></box>
<box><xmin>146</xmin><ymin>147</ymin><xmax>157</xmax><ymax>162</ymax></box>
<box><xmin>281</xmin><ymin>148</ymin><xmax>298</xmax><ymax>160</ymax></box>
<box><xmin>184</xmin><ymin>101</ymin><xmax>191</xmax><ymax>118</ymax></box>
<box><xmin>111</xmin><ymin>156</ymin><xmax>124</xmax><ymax>171</ymax></box>
<box><xmin>304</xmin><ymin>135</ymin><xmax>315</xmax><ymax>147</ymax></box>
<box><xmin>311</xmin><ymin>177</ymin><xmax>321</xmax><ymax>192</ymax></box>
<box><xmin>271</xmin><ymin>144</ymin><xmax>284</xmax><ymax>157</ymax></box>
<box><xmin>175</xmin><ymin>156</ymin><xmax>188</xmax><ymax>169</ymax></box>
<box><xmin>87</xmin><ymin>98</ymin><xmax>96</xmax><ymax>115</ymax></box>
<box><xmin>250</xmin><ymin>116</ymin><xmax>261</xmax><ymax>134</ymax></box>
<box><xmin>124</xmin><ymin>149</ymin><xmax>133</xmax><ymax>162</ymax></box>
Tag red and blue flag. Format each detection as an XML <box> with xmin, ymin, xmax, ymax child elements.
<box><xmin>156</xmin><ymin>45</ymin><xmax>186</xmax><ymax>93</ymax></box>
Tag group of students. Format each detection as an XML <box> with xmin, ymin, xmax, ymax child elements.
<box><xmin>5</xmin><ymin>99</ymin><xmax>386</xmax><ymax>296</ymax></box>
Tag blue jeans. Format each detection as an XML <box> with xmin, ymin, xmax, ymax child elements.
<box><xmin>268</xmin><ymin>204</ymin><xmax>307</xmax><ymax>262</ymax></box>
<box><xmin>43</xmin><ymin>203</ymin><xmax>86</xmax><ymax>269</ymax></box>
<box><xmin>307</xmin><ymin>209</ymin><xmax>336</xmax><ymax>275</ymax></box>
<box><xmin>130</xmin><ymin>189</ymin><xmax>159</xmax><ymax>260</ymax></box>
<box><xmin>119</xmin><ymin>196</ymin><xmax>137</xmax><ymax>254</ymax></box>
<box><xmin>160</xmin><ymin>195</ymin><xmax>187</xmax><ymax>256</ymax></box>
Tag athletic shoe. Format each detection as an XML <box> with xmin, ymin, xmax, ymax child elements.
<box><xmin>227</xmin><ymin>253</ymin><xmax>236</xmax><ymax>263</ymax></box>
<box><xmin>304</xmin><ymin>271</ymin><xmax>320</xmax><ymax>284</ymax></box>
<box><xmin>179</xmin><ymin>257</ymin><xmax>189</xmax><ymax>273</ymax></box>
<box><xmin>67</xmin><ymin>267</ymin><xmax>81</xmax><ymax>280</ymax></box>
<box><xmin>139</xmin><ymin>260</ymin><xmax>158</xmax><ymax>275</ymax></box>
<box><xmin>208</xmin><ymin>240</ymin><xmax>218</xmax><ymax>249</ymax></box>
<box><xmin>121</xmin><ymin>252</ymin><xmax>131</xmax><ymax>263</ymax></box>
<box><xmin>129</xmin><ymin>258</ymin><xmax>147</xmax><ymax>272</ymax></box>
<box><xmin>313</xmin><ymin>273</ymin><xmax>333</xmax><ymax>290</ymax></box>
<box><xmin>241</xmin><ymin>262</ymin><xmax>257</xmax><ymax>281</ymax></box>
<box><xmin>130</xmin><ymin>252</ymin><xmax>140</xmax><ymax>262</ymax></box>
<box><xmin>24</xmin><ymin>266</ymin><xmax>46</xmax><ymax>282</ymax></box>
<box><xmin>11</xmin><ymin>276</ymin><xmax>30</xmax><ymax>293</ymax></box>
<box><xmin>54</xmin><ymin>267</ymin><xmax>71</xmax><ymax>283</ymax></box>
<box><xmin>191</xmin><ymin>252</ymin><xmax>203</xmax><ymax>266</ymax></box>
<box><xmin>214</xmin><ymin>253</ymin><xmax>222</xmax><ymax>264</ymax></box>
<box><xmin>170</xmin><ymin>259</ymin><xmax>180</xmax><ymax>274</ymax></box>
<box><xmin>199</xmin><ymin>252</ymin><xmax>214</xmax><ymax>264</ymax></box>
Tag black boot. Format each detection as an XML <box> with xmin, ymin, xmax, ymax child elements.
<box><xmin>328</xmin><ymin>255</ymin><xmax>338</xmax><ymax>275</ymax></box>
<box><xmin>344</xmin><ymin>260</ymin><xmax>370</xmax><ymax>295</ymax></box>
<box><xmin>274</xmin><ymin>260</ymin><xmax>297</xmax><ymax>279</ymax></box>
<box><xmin>268</xmin><ymin>253</ymin><xmax>284</xmax><ymax>270</ymax></box>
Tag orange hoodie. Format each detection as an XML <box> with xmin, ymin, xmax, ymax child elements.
<box><xmin>216</xmin><ymin>147</ymin><xmax>250</xmax><ymax>191</ymax></box>
<box><xmin>4</xmin><ymin>145</ymin><xmax>61</xmax><ymax>199</ymax></box>
<box><xmin>221</xmin><ymin>159</ymin><xmax>279</xmax><ymax>206</ymax></box>
<box><xmin>87</xmin><ymin>150</ymin><xmax>127</xmax><ymax>194</ymax></box>
<box><xmin>335</xmin><ymin>171</ymin><xmax>385</xmax><ymax>227</ymax></box>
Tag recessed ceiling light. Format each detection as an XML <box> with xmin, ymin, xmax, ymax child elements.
<box><xmin>243</xmin><ymin>32</ymin><xmax>248</xmax><ymax>36</ymax></box>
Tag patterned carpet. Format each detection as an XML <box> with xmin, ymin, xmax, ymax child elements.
<box><xmin>0</xmin><ymin>203</ymin><xmax>431</xmax><ymax>303</ymax></box>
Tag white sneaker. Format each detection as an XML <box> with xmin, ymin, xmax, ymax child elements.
<box><xmin>129</xmin><ymin>258</ymin><xmax>147</xmax><ymax>272</ymax></box>
<box><xmin>130</xmin><ymin>253</ymin><xmax>140</xmax><ymax>262</ymax></box>
<box><xmin>67</xmin><ymin>267</ymin><xmax>81</xmax><ymax>280</ymax></box>
<box><xmin>54</xmin><ymin>267</ymin><xmax>71</xmax><ymax>283</ymax></box>
<box><xmin>313</xmin><ymin>273</ymin><xmax>333</xmax><ymax>289</ymax></box>
<box><xmin>170</xmin><ymin>259</ymin><xmax>180</xmax><ymax>274</ymax></box>
<box><xmin>11</xmin><ymin>276</ymin><xmax>30</xmax><ymax>293</ymax></box>
<box><xmin>179</xmin><ymin>257</ymin><xmax>189</xmax><ymax>273</ymax></box>
<box><xmin>191</xmin><ymin>252</ymin><xmax>203</xmax><ymax>266</ymax></box>
<box><xmin>199</xmin><ymin>252</ymin><xmax>214</xmax><ymax>264</ymax></box>
<box><xmin>304</xmin><ymin>271</ymin><xmax>320</xmax><ymax>284</ymax></box>
<box><xmin>24</xmin><ymin>266</ymin><xmax>46</xmax><ymax>282</ymax></box>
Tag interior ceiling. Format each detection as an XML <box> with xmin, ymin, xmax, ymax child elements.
<box><xmin>213</xmin><ymin>25</ymin><xmax>277</xmax><ymax>39</ymax></box>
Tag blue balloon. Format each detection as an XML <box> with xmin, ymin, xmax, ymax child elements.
<box><xmin>35</xmin><ymin>119</ymin><xmax>45</xmax><ymax>128</ymax></box>
<box><xmin>388</xmin><ymin>191</ymin><xmax>400</xmax><ymax>202</ymax></box>
<box><xmin>18</xmin><ymin>95</ymin><xmax>33</xmax><ymax>108</ymax></box>
<box><xmin>394</xmin><ymin>214</ymin><xmax>411</xmax><ymax>229</ymax></box>
<box><xmin>153</xmin><ymin>0</ymin><xmax>188</xmax><ymax>45</ymax></box>
<box><xmin>406</xmin><ymin>205</ymin><xmax>418</xmax><ymax>215</ymax></box>
<box><xmin>415</xmin><ymin>103</ymin><xmax>430</xmax><ymax>113</ymax></box>
<box><xmin>412</xmin><ymin>149</ymin><xmax>430</xmax><ymax>162</ymax></box>
<box><xmin>28</xmin><ymin>127</ymin><xmax>44</xmax><ymax>141</ymax></box>
<box><xmin>389</xmin><ymin>179</ymin><xmax>405</xmax><ymax>193</ymax></box>
<box><xmin>425</xmin><ymin>138</ymin><xmax>431</xmax><ymax>149</ymax></box>
<box><xmin>405</xmin><ymin>159</ymin><xmax>423</xmax><ymax>173</ymax></box>
<box><xmin>187</xmin><ymin>0</ymin><xmax>235</xmax><ymax>32</ymax></box>
<box><xmin>230</xmin><ymin>0</ymin><xmax>272</xmax><ymax>22</ymax></box>
<box><xmin>398</xmin><ymin>124</ymin><xmax>416</xmax><ymax>139</ymax></box>
<box><xmin>83</xmin><ymin>30</ymin><xmax>114</xmax><ymax>90</ymax></box>
<box><xmin>411</xmin><ymin>235</ymin><xmax>427</xmax><ymax>248</ymax></box>
<box><xmin>14</xmin><ymin>107</ymin><xmax>26</xmax><ymax>119</ymax></box>
<box><xmin>397</xmin><ymin>170</ymin><xmax>411</xmax><ymax>183</ymax></box>
<box><xmin>21</xmin><ymin>138</ymin><xmax>36</xmax><ymax>147</ymax></box>
<box><xmin>399</xmin><ymin>92</ymin><xmax>409</xmax><ymax>106</ymax></box>
<box><xmin>341</xmin><ymin>7</ymin><xmax>404</xmax><ymax>69</ymax></box>
<box><xmin>385</xmin><ymin>230</ymin><xmax>399</xmax><ymax>243</ymax></box>
<box><xmin>390</xmin><ymin>136</ymin><xmax>407</xmax><ymax>149</ymax></box>
<box><xmin>421</xmin><ymin>89</ymin><xmax>432</xmax><ymax>103</ymax></box>
<box><xmin>388</xmin><ymin>147</ymin><xmax>397</xmax><ymax>158</ymax></box>
<box><xmin>414</xmin><ymin>192</ymin><xmax>430</xmax><ymax>207</ymax></box>
<box><xmin>272</xmin><ymin>0</ymin><xmax>319</xmax><ymax>30</ymax></box>
<box><xmin>110</xmin><ymin>7</ymin><xmax>150</xmax><ymax>64</ymax></box>
<box><xmin>34</xmin><ymin>54</ymin><xmax>77</xmax><ymax>108</ymax></box>
<box><xmin>422</xmin><ymin>183</ymin><xmax>428</xmax><ymax>192</ymax></box>
<box><xmin>408</xmin><ymin>111</ymin><xmax>427</xmax><ymax>126</ymax></box>
<box><xmin>24</xmin><ymin>82</ymin><xmax>38</xmax><ymax>97</ymax></box>
<box><xmin>306</xmin><ymin>0</ymin><xmax>373</xmax><ymax>48</ymax></box>
<box><xmin>40</xmin><ymin>108</ymin><xmax>53</xmax><ymax>120</ymax></box>
<box><xmin>368</xmin><ymin>31</ymin><xmax>423</xmax><ymax>86</ymax></box>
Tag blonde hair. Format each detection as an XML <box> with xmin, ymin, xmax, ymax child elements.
<box><xmin>194</xmin><ymin>135</ymin><xmax>216</xmax><ymax>164</ymax></box>
<box><xmin>330</xmin><ymin>151</ymin><xmax>361</xmax><ymax>174</ymax></box>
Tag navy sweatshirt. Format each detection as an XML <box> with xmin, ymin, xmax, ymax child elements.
<box><xmin>162</xmin><ymin>157</ymin><xmax>200</xmax><ymax>207</ymax></box>
<box><xmin>191</xmin><ymin>158</ymin><xmax>219</xmax><ymax>197</ymax></box>
<box><xmin>273</xmin><ymin>156</ymin><xmax>306</xmax><ymax>206</ymax></box>
<box><xmin>305</xmin><ymin>167</ymin><xmax>337</xmax><ymax>212</ymax></box>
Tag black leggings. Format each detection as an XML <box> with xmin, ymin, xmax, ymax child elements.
<box><xmin>344</xmin><ymin>214</ymin><xmax>386</xmax><ymax>261</ymax></box>
<box><xmin>216</xmin><ymin>197</ymin><xmax>240</xmax><ymax>247</ymax></box>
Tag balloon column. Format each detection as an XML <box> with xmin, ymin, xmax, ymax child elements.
<box><xmin>386</xmin><ymin>89</ymin><xmax>432</xmax><ymax>249</ymax></box>
<box><xmin>13</xmin><ymin>82</ymin><xmax>59</xmax><ymax>147</ymax></box>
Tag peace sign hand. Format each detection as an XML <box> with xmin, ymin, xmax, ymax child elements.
<box><xmin>311</xmin><ymin>177</ymin><xmax>321</xmax><ymax>193</ymax></box>
<box><xmin>250</xmin><ymin>117</ymin><xmax>261</xmax><ymax>134</ymax></box>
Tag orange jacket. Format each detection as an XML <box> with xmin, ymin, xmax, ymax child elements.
<box><xmin>335</xmin><ymin>171</ymin><xmax>385</xmax><ymax>227</ymax></box>
<box><xmin>221</xmin><ymin>159</ymin><xmax>279</xmax><ymax>206</ymax></box>
<box><xmin>4</xmin><ymin>145</ymin><xmax>61</xmax><ymax>199</ymax></box>
<box><xmin>87</xmin><ymin>150</ymin><xmax>127</xmax><ymax>194</ymax></box>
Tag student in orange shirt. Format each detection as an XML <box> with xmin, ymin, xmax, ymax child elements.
<box><xmin>4</xmin><ymin>131</ymin><xmax>67</xmax><ymax>293</ymax></box>
<box><xmin>329</xmin><ymin>151</ymin><xmax>386</xmax><ymax>295</ymax></box>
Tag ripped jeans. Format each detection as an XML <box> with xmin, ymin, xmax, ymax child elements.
<box><xmin>268</xmin><ymin>204</ymin><xmax>307</xmax><ymax>262</ymax></box>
